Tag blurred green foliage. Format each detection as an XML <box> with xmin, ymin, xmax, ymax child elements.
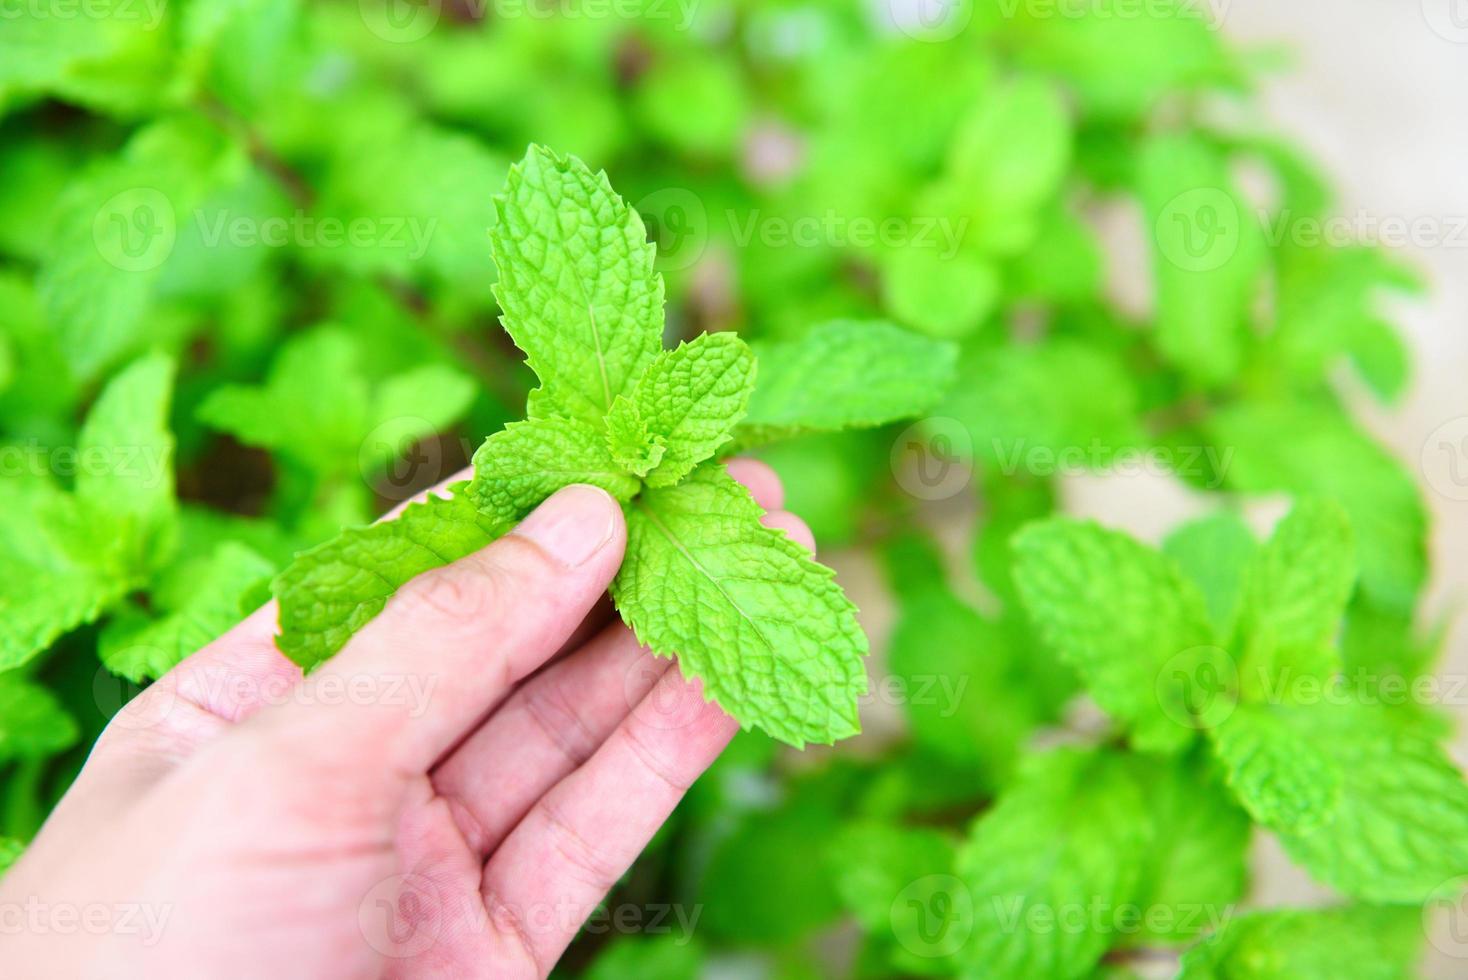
<box><xmin>0</xmin><ymin>0</ymin><xmax>1456</xmax><ymax>975</ymax></box>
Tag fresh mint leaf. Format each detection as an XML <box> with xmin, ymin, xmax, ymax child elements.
<box><xmin>1138</xmin><ymin>134</ymin><xmax>1264</xmax><ymax>386</ymax></box>
<box><xmin>1162</xmin><ymin>512</ymin><xmax>1256</xmax><ymax>640</ymax></box>
<box><xmin>274</xmin><ymin>485</ymin><xmax>508</xmax><ymax>670</ymax></box>
<box><xmin>1235</xmin><ymin>500</ymin><xmax>1356</xmax><ymax>698</ymax></box>
<box><xmin>465</xmin><ymin>418</ymin><xmax>641</xmax><ymax>522</ymax></box>
<box><xmin>1213</xmin><ymin>701</ymin><xmax>1468</xmax><ymax>901</ymax></box>
<box><xmin>1177</xmin><ymin>905</ymin><xmax>1422</xmax><ymax>980</ymax></box>
<box><xmin>1206</xmin><ymin>401</ymin><xmax>1425</xmax><ymax>613</ymax></box>
<box><xmin>612</xmin><ymin>463</ymin><xmax>868</xmax><ymax>747</ymax></box>
<box><xmin>199</xmin><ymin>327</ymin><xmax>474</xmax><ymax>482</ymax></box>
<box><xmin>100</xmin><ymin>541</ymin><xmax>274</xmax><ymax>682</ymax></box>
<box><xmin>491</xmin><ymin>144</ymin><xmax>663</xmax><ymax>426</ymax></box>
<box><xmin>77</xmin><ymin>351</ymin><xmax>178</xmax><ymax>576</ymax></box>
<box><xmin>735</xmin><ymin>320</ymin><xmax>957</xmax><ymax>448</ymax></box>
<box><xmin>956</xmin><ymin>748</ymin><xmax>1147</xmax><ymax>980</ymax></box>
<box><xmin>614</xmin><ymin>332</ymin><xmax>755</xmax><ymax>488</ymax></box>
<box><xmin>0</xmin><ymin>478</ymin><xmax>128</xmax><ymax>670</ymax></box>
<box><xmin>1210</xmin><ymin>704</ymin><xmax>1340</xmax><ymax>833</ymax></box>
<box><xmin>1012</xmin><ymin>518</ymin><xmax>1214</xmax><ymax>752</ymax></box>
<box><xmin>0</xmin><ymin>675</ymin><xmax>79</xmax><ymax>763</ymax></box>
<box><xmin>1122</xmin><ymin>753</ymin><xmax>1249</xmax><ymax>946</ymax></box>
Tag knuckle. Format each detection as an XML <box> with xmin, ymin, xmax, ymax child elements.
<box><xmin>404</xmin><ymin>550</ymin><xmax>512</xmax><ymax>625</ymax></box>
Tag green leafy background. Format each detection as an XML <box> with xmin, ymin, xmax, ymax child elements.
<box><xmin>1</xmin><ymin>0</ymin><xmax>1464</xmax><ymax>976</ymax></box>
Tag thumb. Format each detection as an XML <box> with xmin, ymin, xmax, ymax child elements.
<box><xmin>247</xmin><ymin>484</ymin><xmax>627</xmax><ymax>775</ymax></box>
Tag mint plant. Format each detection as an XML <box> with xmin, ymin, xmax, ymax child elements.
<box><xmin>1</xmin><ymin>1</ymin><xmax>1461</xmax><ymax>974</ymax></box>
<box><xmin>275</xmin><ymin>146</ymin><xmax>953</xmax><ymax>747</ymax></box>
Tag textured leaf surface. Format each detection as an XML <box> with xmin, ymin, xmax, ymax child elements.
<box><xmin>1012</xmin><ymin>519</ymin><xmax>1213</xmax><ymax>751</ymax></box>
<box><xmin>1214</xmin><ymin>701</ymin><xmax>1468</xmax><ymax>901</ymax></box>
<box><xmin>1236</xmin><ymin>500</ymin><xmax>1356</xmax><ymax>696</ymax></box>
<box><xmin>491</xmin><ymin>145</ymin><xmax>662</xmax><ymax>425</ymax></box>
<box><xmin>466</xmin><ymin>418</ymin><xmax>641</xmax><ymax>522</ymax></box>
<box><xmin>1209</xmin><ymin>704</ymin><xmax>1339</xmax><ymax>833</ymax></box>
<box><xmin>0</xmin><ymin>478</ymin><xmax>128</xmax><ymax>670</ymax></box>
<box><xmin>76</xmin><ymin>351</ymin><xmax>178</xmax><ymax>575</ymax></box>
<box><xmin>1206</xmin><ymin>401</ymin><xmax>1425</xmax><ymax>613</ymax></box>
<box><xmin>618</xmin><ymin>332</ymin><xmax>756</xmax><ymax>487</ymax></box>
<box><xmin>735</xmin><ymin>320</ymin><xmax>956</xmax><ymax>447</ymax></box>
<box><xmin>956</xmin><ymin>749</ymin><xmax>1147</xmax><ymax>980</ymax></box>
<box><xmin>274</xmin><ymin>486</ymin><xmax>508</xmax><ymax>670</ymax></box>
<box><xmin>1177</xmin><ymin>905</ymin><xmax>1422</xmax><ymax>980</ymax></box>
<box><xmin>611</xmin><ymin>464</ymin><xmax>867</xmax><ymax>747</ymax></box>
<box><xmin>1162</xmin><ymin>512</ymin><xmax>1255</xmax><ymax>640</ymax></box>
<box><xmin>1123</xmin><ymin>754</ymin><xmax>1250</xmax><ymax>946</ymax></box>
<box><xmin>101</xmin><ymin>541</ymin><xmax>274</xmax><ymax>682</ymax></box>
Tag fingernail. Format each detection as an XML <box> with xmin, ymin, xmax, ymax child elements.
<box><xmin>514</xmin><ymin>485</ymin><xmax>619</xmax><ymax>568</ymax></box>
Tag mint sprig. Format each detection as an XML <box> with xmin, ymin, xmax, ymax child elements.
<box><xmin>274</xmin><ymin>146</ymin><xmax>953</xmax><ymax>747</ymax></box>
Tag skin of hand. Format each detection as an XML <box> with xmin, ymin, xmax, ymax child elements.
<box><xmin>0</xmin><ymin>460</ymin><xmax>813</xmax><ymax>979</ymax></box>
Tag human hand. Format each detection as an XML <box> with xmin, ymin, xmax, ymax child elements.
<box><xmin>0</xmin><ymin>460</ymin><xmax>811</xmax><ymax>979</ymax></box>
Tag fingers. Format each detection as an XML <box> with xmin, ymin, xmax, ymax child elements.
<box><xmin>429</xmin><ymin>501</ymin><xmax>812</xmax><ymax>863</ymax></box>
<box><xmin>430</xmin><ymin>624</ymin><xmax>670</xmax><ymax>858</ymax></box>
<box><xmin>724</xmin><ymin>457</ymin><xmax>784</xmax><ymax>511</ymax></box>
<box><xmin>244</xmin><ymin>484</ymin><xmax>627</xmax><ymax>778</ymax></box>
<box><xmin>480</xmin><ymin>670</ymin><xmax>738</xmax><ymax>973</ymax></box>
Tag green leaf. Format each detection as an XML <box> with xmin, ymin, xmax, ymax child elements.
<box><xmin>313</xmin><ymin>122</ymin><xmax>506</xmax><ymax>289</ymax></box>
<box><xmin>0</xmin><ymin>675</ymin><xmax>79</xmax><ymax>764</ymax></box>
<box><xmin>77</xmin><ymin>351</ymin><xmax>178</xmax><ymax>576</ymax></box>
<box><xmin>613</xmin><ymin>332</ymin><xmax>756</xmax><ymax>488</ymax></box>
<box><xmin>939</xmin><ymin>78</ymin><xmax>1072</xmax><ymax>253</ymax></box>
<box><xmin>584</xmin><ymin>936</ymin><xmax>702</xmax><ymax>980</ymax></box>
<box><xmin>938</xmin><ymin>336</ymin><xmax>1142</xmax><ymax>470</ymax></box>
<box><xmin>1177</xmin><ymin>905</ymin><xmax>1423</xmax><ymax>980</ymax></box>
<box><xmin>1213</xmin><ymin>701</ymin><xmax>1468</xmax><ymax>901</ymax></box>
<box><xmin>611</xmin><ymin>463</ymin><xmax>868</xmax><ymax>747</ymax></box>
<box><xmin>735</xmin><ymin>320</ymin><xmax>957</xmax><ymax>448</ymax></box>
<box><xmin>1012</xmin><ymin>519</ymin><xmax>1214</xmax><ymax>751</ymax></box>
<box><xmin>0</xmin><ymin>478</ymin><xmax>129</xmax><ymax>670</ymax></box>
<box><xmin>885</xmin><ymin>536</ymin><xmax>1048</xmax><ymax>789</ymax></box>
<box><xmin>199</xmin><ymin>327</ymin><xmax>474</xmax><ymax>481</ymax></box>
<box><xmin>0</xmin><ymin>838</ymin><xmax>22</xmax><ymax>877</ymax></box>
<box><xmin>465</xmin><ymin>418</ymin><xmax>641</xmax><ymax>522</ymax></box>
<box><xmin>1138</xmin><ymin>134</ymin><xmax>1264</xmax><ymax>385</ymax></box>
<box><xmin>882</xmin><ymin>246</ymin><xmax>1000</xmax><ymax>339</ymax></box>
<box><xmin>1210</xmin><ymin>704</ymin><xmax>1340</xmax><ymax>833</ymax></box>
<box><xmin>37</xmin><ymin>120</ymin><xmax>231</xmax><ymax>379</ymax></box>
<box><xmin>100</xmin><ymin>541</ymin><xmax>275</xmax><ymax>682</ymax></box>
<box><xmin>1236</xmin><ymin>501</ymin><xmax>1356</xmax><ymax>698</ymax></box>
<box><xmin>1162</xmin><ymin>512</ymin><xmax>1256</xmax><ymax>640</ymax></box>
<box><xmin>491</xmin><ymin>145</ymin><xmax>663</xmax><ymax>426</ymax></box>
<box><xmin>956</xmin><ymin>749</ymin><xmax>1147</xmax><ymax>980</ymax></box>
<box><xmin>273</xmin><ymin>485</ymin><xmax>508</xmax><ymax>670</ymax></box>
<box><xmin>829</xmin><ymin>821</ymin><xmax>958</xmax><ymax>931</ymax></box>
<box><xmin>604</xmin><ymin>396</ymin><xmax>665</xmax><ymax>478</ymax></box>
<box><xmin>1122</xmin><ymin>754</ymin><xmax>1249</xmax><ymax>946</ymax></box>
<box><xmin>1206</xmin><ymin>401</ymin><xmax>1426</xmax><ymax>613</ymax></box>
